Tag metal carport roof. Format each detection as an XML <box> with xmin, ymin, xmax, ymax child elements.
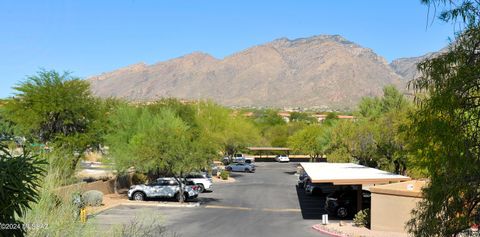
<box><xmin>301</xmin><ymin>162</ymin><xmax>410</xmax><ymax>185</ymax></box>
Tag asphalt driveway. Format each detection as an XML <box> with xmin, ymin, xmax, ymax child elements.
<box><xmin>92</xmin><ymin>162</ymin><xmax>328</xmax><ymax>237</ymax></box>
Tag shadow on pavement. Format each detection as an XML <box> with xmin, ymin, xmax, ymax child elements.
<box><xmin>295</xmin><ymin>186</ymin><xmax>352</xmax><ymax>221</ymax></box>
<box><xmin>197</xmin><ymin>197</ymin><xmax>221</xmax><ymax>205</ymax></box>
<box><xmin>295</xmin><ymin>185</ymin><xmax>328</xmax><ymax>220</ymax></box>
<box><xmin>283</xmin><ymin>171</ymin><xmax>297</xmax><ymax>175</ymax></box>
<box><xmin>228</xmin><ymin>173</ymin><xmax>245</xmax><ymax>178</ymax></box>
<box><xmin>145</xmin><ymin>196</ymin><xmax>198</xmax><ymax>203</ymax></box>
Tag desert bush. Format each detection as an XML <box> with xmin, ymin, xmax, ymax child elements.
<box><xmin>82</xmin><ymin>190</ymin><xmax>103</xmax><ymax>207</ymax></box>
<box><xmin>131</xmin><ymin>172</ymin><xmax>147</xmax><ymax>185</ymax></box>
<box><xmin>0</xmin><ymin>144</ymin><xmax>46</xmax><ymax>236</ymax></box>
<box><xmin>353</xmin><ymin>208</ymin><xmax>370</xmax><ymax>228</ymax></box>
<box><xmin>220</xmin><ymin>170</ymin><xmax>229</xmax><ymax>180</ymax></box>
<box><xmin>21</xmin><ymin>168</ymin><xmax>97</xmax><ymax>237</ymax></box>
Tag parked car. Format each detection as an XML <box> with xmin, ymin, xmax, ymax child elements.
<box><xmin>210</xmin><ymin>164</ymin><xmax>219</xmax><ymax>176</ymax></box>
<box><xmin>186</xmin><ymin>172</ymin><xmax>213</xmax><ymax>193</ymax></box>
<box><xmin>297</xmin><ymin>173</ymin><xmax>310</xmax><ymax>188</ymax></box>
<box><xmin>222</xmin><ymin>156</ymin><xmax>230</xmax><ymax>165</ymax></box>
<box><xmin>275</xmin><ymin>155</ymin><xmax>290</xmax><ymax>163</ymax></box>
<box><xmin>245</xmin><ymin>159</ymin><xmax>256</xmax><ymax>168</ymax></box>
<box><xmin>226</xmin><ymin>163</ymin><xmax>255</xmax><ymax>172</ymax></box>
<box><xmin>128</xmin><ymin>177</ymin><xmax>200</xmax><ymax>202</ymax></box>
<box><xmin>325</xmin><ymin>189</ymin><xmax>371</xmax><ymax>218</ymax></box>
<box><xmin>305</xmin><ymin>182</ymin><xmax>337</xmax><ymax>196</ymax></box>
<box><xmin>233</xmin><ymin>154</ymin><xmax>246</xmax><ymax>163</ymax></box>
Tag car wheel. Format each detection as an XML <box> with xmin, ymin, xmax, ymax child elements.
<box><xmin>133</xmin><ymin>191</ymin><xmax>145</xmax><ymax>201</ymax></box>
<box><xmin>244</xmin><ymin>168</ymin><xmax>248</xmax><ymax>172</ymax></box>
<box><xmin>197</xmin><ymin>184</ymin><xmax>205</xmax><ymax>193</ymax></box>
<box><xmin>336</xmin><ymin>207</ymin><xmax>348</xmax><ymax>218</ymax></box>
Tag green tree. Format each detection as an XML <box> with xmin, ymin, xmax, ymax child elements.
<box><xmin>374</xmin><ymin>109</ymin><xmax>410</xmax><ymax>175</ymax></box>
<box><xmin>106</xmin><ymin>103</ymin><xmax>216</xmax><ymax>202</ymax></box>
<box><xmin>288</xmin><ymin>125</ymin><xmax>331</xmax><ymax>161</ymax></box>
<box><xmin>253</xmin><ymin>109</ymin><xmax>286</xmax><ymax>127</ymax></box>
<box><xmin>4</xmin><ymin>70</ymin><xmax>107</xmax><ymax>173</ymax></box>
<box><xmin>194</xmin><ymin>101</ymin><xmax>261</xmax><ymax>158</ymax></box>
<box><xmin>357</xmin><ymin>97</ymin><xmax>382</xmax><ymax>118</ymax></box>
<box><xmin>405</xmin><ymin>1</ymin><xmax>480</xmax><ymax>234</ymax></box>
<box><xmin>289</xmin><ymin>112</ymin><xmax>316</xmax><ymax>123</ymax></box>
<box><xmin>0</xmin><ymin>105</ymin><xmax>15</xmax><ymax>140</ymax></box>
<box><xmin>327</xmin><ymin>86</ymin><xmax>411</xmax><ymax>173</ymax></box>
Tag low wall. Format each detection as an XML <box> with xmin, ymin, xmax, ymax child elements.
<box><xmin>371</xmin><ymin>192</ymin><xmax>421</xmax><ymax>233</ymax></box>
<box><xmin>54</xmin><ymin>179</ymin><xmax>115</xmax><ymax>201</ymax></box>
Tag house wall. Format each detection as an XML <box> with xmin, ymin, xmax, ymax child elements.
<box><xmin>371</xmin><ymin>192</ymin><xmax>421</xmax><ymax>233</ymax></box>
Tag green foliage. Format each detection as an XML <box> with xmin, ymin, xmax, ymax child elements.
<box><xmin>108</xmin><ymin>105</ymin><xmax>207</xmax><ymax>175</ymax></box>
<box><xmin>323</xmin><ymin>112</ymin><xmax>339</xmax><ymax>126</ymax></box>
<box><xmin>357</xmin><ymin>97</ymin><xmax>382</xmax><ymax>118</ymax></box>
<box><xmin>194</xmin><ymin>102</ymin><xmax>261</xmax><ymax>157</ymax></box>
<box><xmin>326</xmin><ymin>147</ymin><xmax>351</xmax><ymax>163</ymax></box>
<box><xmin>405</xmin><ymin>12</ymin><xmax>480</xmax><ymax>235</ymax></box>
<box><xmin>220</xmin><ymin>170</ymin><xmax>229</xmax><ymax>180</ymax></box>
<box><xmin>106</xmin><ymin>100</ymin><xmax>223</xmax><ymax>203</ymax></box>
<box><xmin>262</xmin><ymin>122</ymin><xmax>307</xmax><ymax>148</ymax></box>
<box><xmin>0</xmin><ymin>144</ymin><xmax>47</xmax><ymax>236</ymax></box>
<box><xmin>131</xmin><ymin>173</ymin><xmax>148</xmax><ymax>185</ymax></box>
<box><xmin>421</xmin><ymin>0</ymin><xmax>480</xmax><ymax>28</ymax></box>
<box><xmin>288</xmin><ymin>124</ymin><xmax>331</xmax><ymax>160</ymax></box>
<box><xmin>0</xmin><ymin>105</ymin><xmax>15</xmax><ymax>139</ymax></box>
<box><xmin>327</xmin><ymin>86</ymin><xmax>411</xmax><ymax>174</ymax></box>
<box><xmin>253</xmin><ymin>109</ymin><xmax>286</xmax><ymax>127</ymax></box>
<box><xmin>353</xmin><ymin>208</ymin><xmax>370</xmax><ymax>228</ymax></box>
<box><xmin>82</xmin><ymin>190</ymin><xmax>103</xmax><ymax>207</ymax></box>
<box><xmin>289</xmin><ymin>112</ymin><xmax>317</xmax><ymax>123</ymax></box>
<box><xmin>20</xmin><ymin>168</ymin><xmax>97</xmax><ymax>237</ymax></box>
<box><xmin>4</xmin><ymin>70</ymin><xmax>109</xmax><ymax>172</ymax></box>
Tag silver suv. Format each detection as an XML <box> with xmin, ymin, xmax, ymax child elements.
<box><xmin>128</xmin><ymin>177</ymin><xmax>200</xmax><ymax>201</ymax></box>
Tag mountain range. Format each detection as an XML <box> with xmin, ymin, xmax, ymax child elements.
<box><xmin>88</xmin><ymin>35</ymin><xmax>441</xmax><ymax>110</ymax></box>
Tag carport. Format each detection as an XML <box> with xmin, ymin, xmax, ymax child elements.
<box><xmin>247</xmin><ymin>147</ymin><xmax>291</xmax><ymax>158</ymax></box>
<box><xmin>300</xmin><ymin>162</ymin><xmax>410</xmax><ymax>212</ymax></box>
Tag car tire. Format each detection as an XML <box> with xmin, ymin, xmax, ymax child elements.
<box><xmin>197</xmin><ymin>184</ymin><xmax>205</xmax><ymax>193</ymax></box>
<box><xmin>132</xmin><ymin>191</ymin><xmax>145</xmax><ymax>201</ymax></box>
<box><xmin>336</xmin><ymin>207</ymin><xmax>348</xmax><ymax>218</ymax></box>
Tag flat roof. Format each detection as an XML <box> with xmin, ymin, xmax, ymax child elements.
<box><xmin>247</xmin><ymin>147</ymin><xmax>291</xmax><ymax>151</ymax></box>
<box><xmin>301</xmin><ymin>162</ymin><xmax>410</xmax><ymax>185</ymax></box>
<box><xmin>370</xmin><ymin>180</ymin><xmax>426</xmax><ymax>198</ymax></box>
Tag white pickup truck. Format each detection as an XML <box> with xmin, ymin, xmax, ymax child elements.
<box><xmin>233</xmin><ymin>154</ymin><xmax>255</xmax><ymax>163</ymax></box>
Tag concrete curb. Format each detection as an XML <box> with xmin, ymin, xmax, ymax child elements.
<box><xmin>87</xmin><ymin>201</ymin><xmax>200</xmax><ymax>218</ymax></box>
<box><xmin>121</xmin><ymin>202</ymin><xmax>200</xmax><ymax>208</ymax></box>
<box><xmin>312</xmin><ymin>224</ymin><xmax>348</xmax><ymax>237</ymax></box>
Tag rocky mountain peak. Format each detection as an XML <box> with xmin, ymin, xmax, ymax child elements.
<box><xmin>87</xmin><ymin>34</ymin><xmax>430</xmax><ymax>109</ymax></box>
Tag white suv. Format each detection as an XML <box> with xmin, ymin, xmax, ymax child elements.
<box><xmin>186</xmin><ymin>173</ymin><xmax>213</xmax><ymax>193</ymax></box>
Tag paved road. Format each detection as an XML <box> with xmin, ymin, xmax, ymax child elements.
<box><xmin>92</xmin><ymin>162</ymin><xmax>329</xmax><ymax>237</ymax></box>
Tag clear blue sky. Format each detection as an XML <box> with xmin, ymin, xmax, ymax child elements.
<box><xmin>0</xmin><ymin>0</ymin><xmax>454</xmax><ymax>98</ymax></box>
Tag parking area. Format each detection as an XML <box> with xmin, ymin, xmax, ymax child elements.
<box><xmin>92</xmin><ymin>162</ymin><xmax>329</xmax><ymax>237</ymax></box>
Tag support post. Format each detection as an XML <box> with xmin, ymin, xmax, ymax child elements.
<box><xmin>356</xmin><ymin>185</ymin><xmax>363</xmax><ymax>213</ymax></box>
